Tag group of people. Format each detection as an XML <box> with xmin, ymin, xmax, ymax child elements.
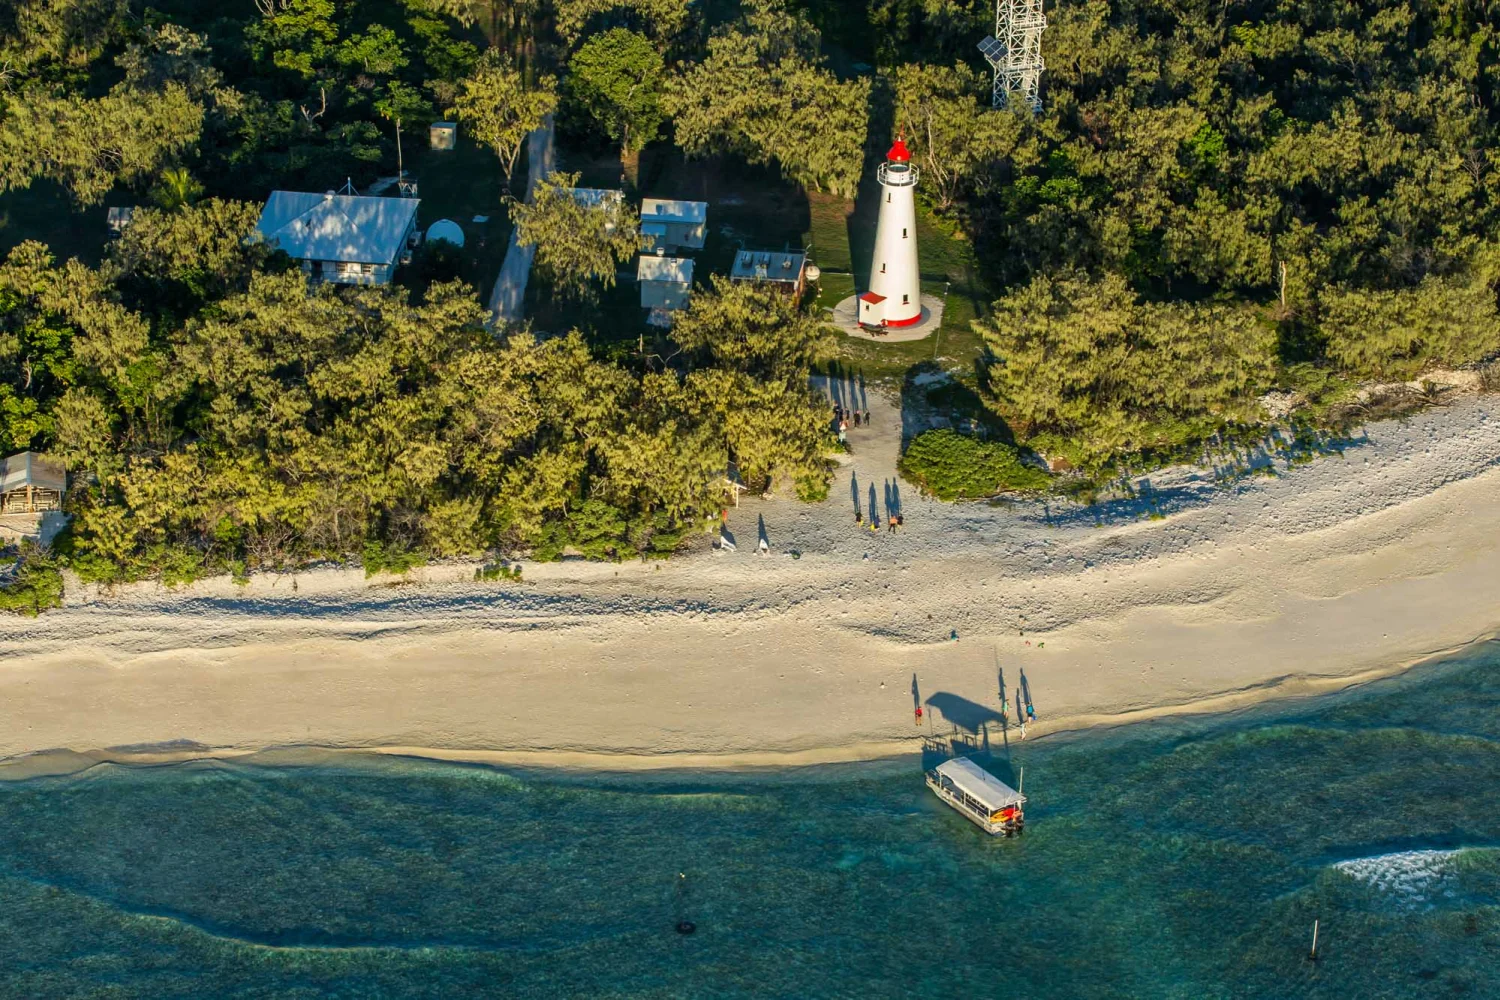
<box><xmin>833</xmin><ymin>403</ymin><xmax>871</xmax><ymax>445</ymax></box>
<box><xmin>855</xmin><ymin>510</ymin><xmax>904</xmax><ymax>533</ymax></box>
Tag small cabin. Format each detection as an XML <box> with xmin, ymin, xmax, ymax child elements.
<box><xmin>640</xmin><ymin>198</ymin><xmax>707</xmax><ymax>251</ymax></box>
<box><xmin>429</xmin><ymin>122</ymin><xmax>457</xmax><ymax>150</ymax></box>
<box><xmin>569</xmin><ymin>188</ymin><xmax>625</xmax><ymax>233</ymax></box>
<box><xmin>106</xmin><ymin>206</ymin><xmax>137</xmax><ymax>236</ymax></box>
<box><xmin>925</xmin><ymin>757</ymin><xmax>1026</xmax><ymax>836</ymax></box>
<box><xmin>731</xmin><ymin>250</ymin><xmax>808</xmax><ymax>297</ymax></box>
<box><xmin>0</xmin><ymin>452</ymin><xmax>65</xmax><ymax>515</ymax></box>
<box><xmin>638</xmin><ymin>255</ymin><xmax>694</xmax><ymax>315</ymax></box>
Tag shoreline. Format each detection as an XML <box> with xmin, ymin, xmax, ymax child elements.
<box><xmin>3</xmin><ymin>389</ymin><xmax>1499</xmax><ymax>780</ymax></box>
<box><xmin>2</xmin><ymin>625</ymin><xmax>1490</xmax><ymax>784</ymax></box>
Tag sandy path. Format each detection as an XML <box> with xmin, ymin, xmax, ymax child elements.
<box><xmin>1</xmin><ymin>384</ymin><xmax>1498</xmax><ymax>769</ymax></box>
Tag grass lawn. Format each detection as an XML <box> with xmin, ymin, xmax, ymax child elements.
<box><xmin>804</xmin><ymin>187</ymin><xmax>993</xmax><ymax>385</ymax></box>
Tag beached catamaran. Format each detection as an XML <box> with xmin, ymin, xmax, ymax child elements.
<box><xmin>925</xmin><ymin>757</ymin><xmax>1026</xmax><ymax>836</ymax></box>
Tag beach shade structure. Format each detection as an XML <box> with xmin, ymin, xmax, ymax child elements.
<box><xmin>0</xmin><ymin>452</ymin><xmax>65</xmax><ymax>515</ymax></box>
<box><xmin>426</xmin><ymin>219</ymin><xmax>466</xmax><ymax>248</ymax></box>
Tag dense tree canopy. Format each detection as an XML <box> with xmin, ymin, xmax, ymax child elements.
<box><xmin>564</xmin><ymin>28</ymin><xmax>666</xmax><ymax>158</ymax></box>
<box><xmin>4</xmin><ymin>0</ymin><xmax>1500</xmax><ymax>597</ymax></box>
<box><xmin>511</xmin><ymin>172</ymin><xmax>647</xmax><ymax>298</ymax></box>
<box><xmin>0</xmin><ymin>228</ymin><xmax>834</xmax><ymax>584</ymax></box>
<box><xmin>666</xmin><ymin>3</ymin><xmax>870</xmax><ymax>197</ymax></box>
<box><xmin>446</xmin><ymin>53</ymin><xmax>558</xmax><ymax>187</ymax></box>
<box><xmin>978</xmin><ymin>271</ymin><xmax>1279</xmax><ymax>469</ymax></box>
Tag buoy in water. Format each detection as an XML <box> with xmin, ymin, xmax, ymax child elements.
<box><xmin>676</xmin><ymin>920</ymin><xmax>697</xmax><ymax>935</ymax></box>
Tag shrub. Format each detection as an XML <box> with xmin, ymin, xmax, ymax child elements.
<box><xmin>0</xmin><ymin>544</ymin><xmax>65</xmax><ymax>616</ymax></box>
<box><xmin>476</xmin><ymin>562</ymin><xmax>522</xmax><ymax>582</ymax></box>
<box><xmin>899</xmin><ymin>429</ymin><xmax>1049</xmax><ymax>500</ymax></box>
<box><xmin>362</xmin><ymin>538</ymin><xmax>426</xmax><ymax>578</ymax></box>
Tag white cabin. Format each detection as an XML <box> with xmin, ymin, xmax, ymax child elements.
<box><xmin>569</xmin><ymin>188</ymin><xmax>626</xmax><ymax>233</ymax></box>
<box><xmin>255</xmin><ymin>191</ymin><xmax>420</xmax><ymax>286</ymax></box>
<box><xmin>640</xmin><ymin>198</ymin><xmax>707</xmax><ymax>251</ymax></box>
<box><xmin>638</xmin><ymin>255</ymin><xmax>694</xmax><ymax>313</ymax></box>
<box><xmin>926</xmin><ymin>757</ymin><xmax>1026</xmax><ymax>836</ymax></box>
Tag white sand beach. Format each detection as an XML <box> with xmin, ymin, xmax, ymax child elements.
<box><xmin>2</xmin><ymin>382</ymin><xmax>1499</xmax><ymax>772</ymax></box>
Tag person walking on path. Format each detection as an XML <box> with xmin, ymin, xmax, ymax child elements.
<box><xmin>853</xmin><ymin>411</ymin><xmax>862</xmax><ymax>428</ymax></box>
<box><xmin>863</xmin><ymin>409</ymin><xmax>871</xmax><ymax>427</ymax></box>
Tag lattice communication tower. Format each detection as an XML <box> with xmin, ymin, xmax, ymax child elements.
<box><xmin>978</xmin><ymin>0</ymin><xmax>1047</xmax><ymax>113</ymax></box>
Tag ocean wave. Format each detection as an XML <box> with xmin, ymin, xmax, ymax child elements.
<box><xmin>1331</xmin><ymin>849</ymin><xmax>1480</xmax><ymax>910</ymax></box>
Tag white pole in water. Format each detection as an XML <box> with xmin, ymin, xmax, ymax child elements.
<box><xmin>1018</xmin><ymin>766</ymin><xmax>1024</xmax><ymax>797</ymax></box>
<box><xmin>1310</xmin><ymin>919</ymin><xmax>1319</xmax><ymax>960</ymax></box>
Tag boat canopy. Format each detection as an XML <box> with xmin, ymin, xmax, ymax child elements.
<box><xmin>933</xmin><ymin>758</ymin><xmax>1025</xmax><ymax>812</ymax></box>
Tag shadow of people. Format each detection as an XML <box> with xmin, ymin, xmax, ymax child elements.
<box><xmin>884</xmin><ymin>479</ymin><xmax>903</xmax><ymax>520</ymax></box>
<box><xmin>850</xmin><ymin>472</ymin><xmax>861</xmax><ymax>517</ymax></box>
<box><xmin>1021</xmin><ymin>669</ymin><xmax>1036</xmax><ymax>720</ymax></box>
<box><xmin>911</xmin><ymin>673</ymin><xmax>921</xmax><ymax>713</ymax></box>
<box><xmin>757</xmin><ymin>514</ymin><xmax>769</xmax><ymax>551</ymax></box>
<box><xmin>868</xmin><ymin>483</ymin><xmax>878</xmax><ymax>522</ymax></box>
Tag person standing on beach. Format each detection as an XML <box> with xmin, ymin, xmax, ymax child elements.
<box><xmin>864</xmin><ymin>409</ymin><xmax>871</xmax><ymax>427</ymax></box>
<box><xmin>853</xmin><ymin>411</ymin><xmax>862</xmax><ymax>428</ymax></box>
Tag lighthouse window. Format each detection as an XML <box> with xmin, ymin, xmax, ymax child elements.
<box><xmin>902</xmin><ymin>294</ymin><xmax>909</xmax><ymax>304</ymax></box>
<box><xmin>887</xmin><ymin>193</ymin><xmax>891</xmax><ymax>203</ymax></box>
<box><xmin>880</xmin><ymin>263</ymin><xmax>886</xmax><ymax>273</ymax></box>
<box><xmin>902</xmin><ymin>228</ymin><xmax>908</xmax><ymax>238</ymax></box>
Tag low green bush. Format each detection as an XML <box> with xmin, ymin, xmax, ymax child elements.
<box><xmin>899</xmin><ymin>429</ymin><xmax>1049</xmax><ymax>501</ymax></box>
<box><xmin>362</xmin><ymin>539</ymin><xmax>426</xmax><ymax>578</ymax></box>
<box><xmin>0</xmin><ymin>544</ymin><xmax>65</xmax><ymax>616</ymax></box>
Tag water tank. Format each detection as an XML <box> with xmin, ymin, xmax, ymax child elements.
<box><xmin>425</xmin><ymin>219</ymin><xmax>465</xmax><ymax>247</ymax></box>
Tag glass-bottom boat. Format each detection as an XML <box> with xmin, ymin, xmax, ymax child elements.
<box><xmin>925</xmin><ymin>756</ymin><xmax>1026</xmax><ymax>836</ymax></box>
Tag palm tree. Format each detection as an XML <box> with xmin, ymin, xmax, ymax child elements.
<box><xmin>151</xmin><ymin>167</ymin><xmax>203</xmax><ymax>211</ymax></box>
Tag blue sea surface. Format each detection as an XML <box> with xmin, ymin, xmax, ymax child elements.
<box><xmin>2</xmin><ymin>643</ymin><xmax>1499</xmax><ymax>998</ymax></box>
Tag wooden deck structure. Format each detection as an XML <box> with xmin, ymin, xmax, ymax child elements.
<box><xmin>0</xmin><ymin>452</ymin><xmax>65</xmax><ymax>515</ymax></box>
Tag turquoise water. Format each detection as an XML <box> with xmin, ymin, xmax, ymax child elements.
<box><xmin>2</xmin><ymin>646</ymin><xmax>1499</xmax><ymax>998</ymax></box>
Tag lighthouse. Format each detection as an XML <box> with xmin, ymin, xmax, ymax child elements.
<box><xmin>860</xmin><ymin>136</ymin><xmax>923</xmax><ymax>329</ymax></box>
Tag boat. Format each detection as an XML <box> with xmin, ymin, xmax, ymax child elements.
<box><xmin>925</xmin><ymin>756</ymin><xmax>1026</xmax><ymax>836</ymax></box>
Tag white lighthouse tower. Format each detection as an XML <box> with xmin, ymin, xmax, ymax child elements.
<box><xmin>860</xmin><ymin>136</ymin><xmax>923</xmax><ymax>330</ymax></box>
